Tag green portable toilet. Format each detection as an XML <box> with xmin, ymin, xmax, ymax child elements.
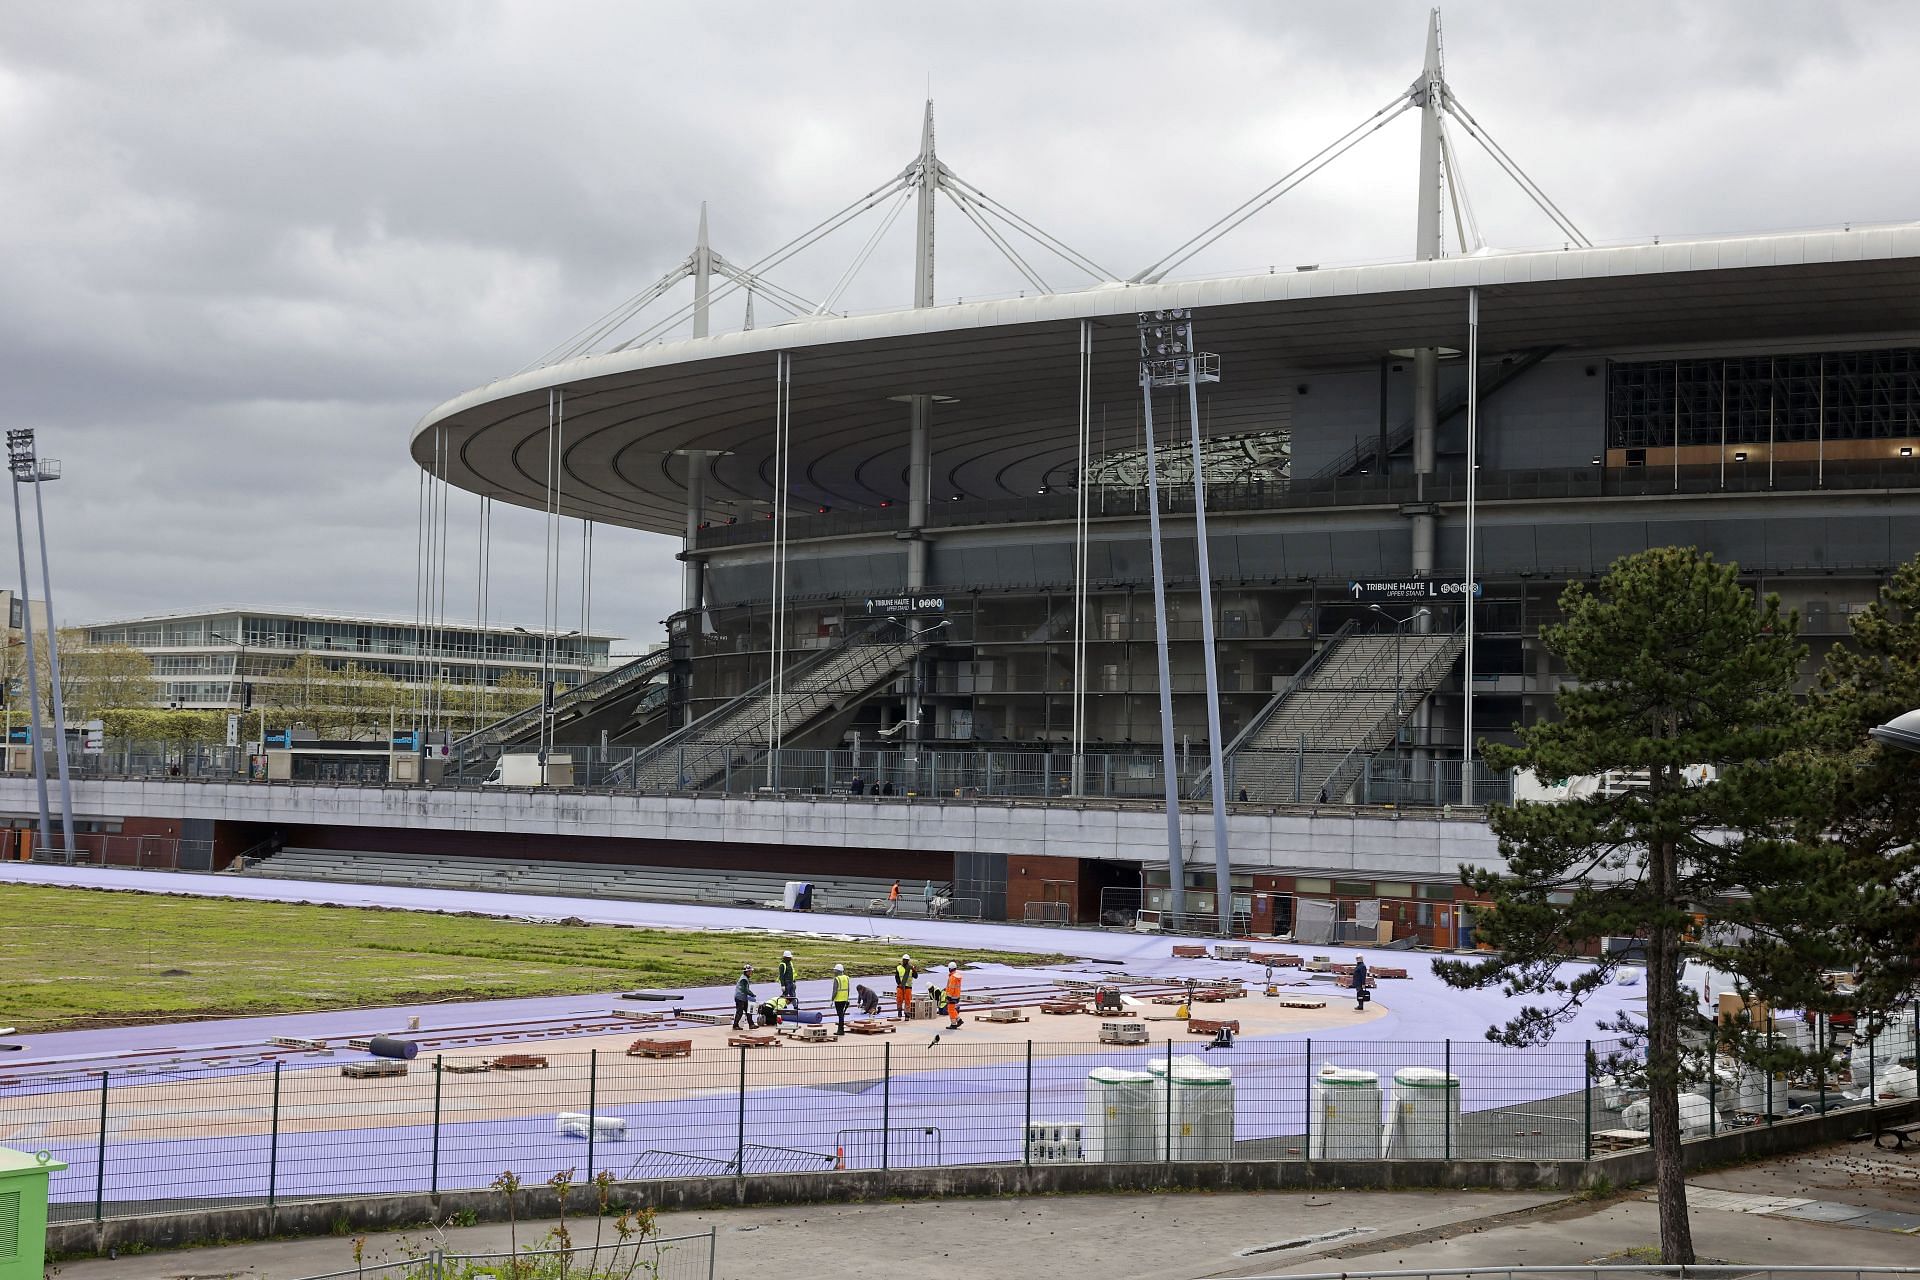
<box><xmin>0</xmin><ymin>1145</ymin><xmax>66</xmax><ymax>1280</ymax></box>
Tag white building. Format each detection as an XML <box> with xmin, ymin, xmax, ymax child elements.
<box><xmin>81</xmin><ymin>608</ymin><xmax>617</xmax><ymax>713</ymax></box>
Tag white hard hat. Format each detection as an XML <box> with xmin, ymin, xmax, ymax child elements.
<box><xmin>948</xmin><ymin>962</ymin><xmax>958</xmax><ymax>971</ymax></box>
<box><xmin>833</xmin><ymin>963</ymin><xmax>844</xmax><ymax>972</ymax></box>
<box><xmin>782</xmin><ymin>949</ymin><xmax>793</xmax><ymax>958</ymax></box>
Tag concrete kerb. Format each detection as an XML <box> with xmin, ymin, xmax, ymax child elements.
<box><xmin>47</xmin><ymin>1095</ymin><xmax>1918</xmax><ymax>1258</ymax></box>
<box><xmin>50</xmin><ymin>1158</ymin><xmax>1588</xmax><ymax>1257</ymax></box>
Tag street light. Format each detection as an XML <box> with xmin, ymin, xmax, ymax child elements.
<box><xmin>1870</xmin><ymin>708</ymin><xmax>1920</xmax><ymax>753</ymax></box>
<box><xmin>1367</xmin><ymin>605</ymin><xmax>1431</xmax><ymax>720</ymax></box>
<box><xmin>7</xmin><ymin>429</ymin><xmax>72</xmax><ymax>862</ymax></box>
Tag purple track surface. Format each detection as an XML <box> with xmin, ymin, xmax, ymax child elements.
<box><xmin>2</xmin><ymin>862</ymin><xmax>1676</xmax><ymax>1216</ymax></box>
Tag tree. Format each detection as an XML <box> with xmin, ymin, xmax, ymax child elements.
<box><xmin>1434</xmin><ymin>548</ymin><xmax>1808</xmax><ymax>1265</ymax></box>
<box><xmin>332</xmin><ymin>662</ymin><xmax>405</xmax><ymax>740</ymax></box>
<box><xmin>1765</xmin><ymin>558</ymin><xmax>1920</xmax><ymax>1023</ymax></box>
<box><xmin>51</xmin><ymin>631</ymin><xmax>161</xmax><ymax>724</ymax></box>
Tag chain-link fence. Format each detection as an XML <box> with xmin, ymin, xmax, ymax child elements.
<box><xmin>0</xmin><ymin>1036</ymin><xmax>1689</xmax><ymax>1224</ymax></box>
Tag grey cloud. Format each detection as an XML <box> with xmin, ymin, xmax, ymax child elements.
<box><xmin>1</xmin><ymin>0</ymin><xmax>1915</xmax><ymax>644</ymax></box>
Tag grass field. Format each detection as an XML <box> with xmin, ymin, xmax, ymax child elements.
<box><xmin>0</xmin><ymin>884</ymin><xmax>1063</xmax><ymax>1032</ymax></box>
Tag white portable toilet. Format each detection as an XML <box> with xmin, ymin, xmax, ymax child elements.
<box><xmin>1381</xmin><ymin>1066</ymin><xmax>1461</xmax><ymax>1159</ymax></box>
<box><xmin>1166</xmin><ymin>1059</ymin><xmax>1235</xmax><ymax>1161</ymax></box>
<box><xmin>1085</xmin><ymin>1067</ymin><xmax>1160</xmax><ymax>1162</ymax></box>
<box><xmin>1309</xmin><ymin>1063</ymin><xmax>1382</xmax><ymax>1159</ymax></box>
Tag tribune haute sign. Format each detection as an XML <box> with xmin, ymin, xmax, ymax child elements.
<box><xmin>1346</xmin><ymin>578</ymin><xmax>1484</xmax><ymax>603</ymax></box>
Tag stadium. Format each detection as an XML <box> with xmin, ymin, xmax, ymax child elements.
<box><xmin>403</xmin><ymin>22</ymin><xmax>1920</xmax><ymax>929</ymax></box>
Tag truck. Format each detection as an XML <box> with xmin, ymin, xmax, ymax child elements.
<box><xmin>481</xmin><ymin>752</ymin><xmax>573</xmax><ymax>787</ymax></box>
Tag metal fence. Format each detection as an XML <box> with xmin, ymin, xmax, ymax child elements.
<box><xmin>0</xmin><ymin>1036</ymin><xmax>1691</xmax><ymax>1224</ymax></box>
<box><xmin>288</xmin><ymin>1230</ymin><xmax>716</xmax><ymax>1280</ymax></box>
<box><xmin>54</xmin><ymin>740</ymin><xmax>1518</xmax><ymax>810</ymax></box>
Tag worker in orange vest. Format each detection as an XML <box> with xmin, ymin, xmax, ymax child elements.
<box><xmin>888</xmin><ymin>880</ymin><xmax>901</xmax><ymax>916</ymax></box>
<box><xmin>944</xmin><ymin>962</ymin><xmax>964</xmax><ymax>1029</ymax></box>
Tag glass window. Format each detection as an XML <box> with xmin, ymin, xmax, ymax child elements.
<box><xmin>1294</xmin><ymin>877</ymin><xmax>1331</xmax><ymax>895</ymax></box>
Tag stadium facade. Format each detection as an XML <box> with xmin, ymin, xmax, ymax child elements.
<box><xmin>404</xmin><ymin>26</ymin><xmax>1920</xmax><ymax>929</ymax></box>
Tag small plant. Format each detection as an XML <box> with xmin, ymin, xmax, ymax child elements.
<box><xmin>449</xmin><ymin>1207</ymin><xmax>479</xmax><ymax>1229</ymax></box>
<box><xmin>491</xmin><ymin>1171</ymin><xmax>524</xmax><ymax>1277</ymax></box>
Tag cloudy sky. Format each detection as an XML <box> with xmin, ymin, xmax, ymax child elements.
<box><xmin>1</xmin><ymin>1</ymin><xmax>1912</xmax><ymax>651</ymax></box>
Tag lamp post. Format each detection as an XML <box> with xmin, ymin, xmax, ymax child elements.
<box><xmin>1367</xmin><ymin>605</ymin><xmax>1431</xmax><ymax>721</ymax></box>
<box><xmin>514</xmin><ymin>625</ymin><xmax>580</xmax><ymax>782</ymax></box>
<box><xmin>1870</xmin><ymin>709</ymin><xmax>1920</xmax><ymax>753</ymax></box>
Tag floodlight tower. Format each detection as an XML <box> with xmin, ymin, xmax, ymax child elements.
<box><xmin>7</xmin><ymin>429</ymin><xmax>74</xmax><ymax>862</ymax></box>
<box><xmin>902</xmin><ymin>101</ymin><xmax>938</xmax><ymax>769</ymax></box>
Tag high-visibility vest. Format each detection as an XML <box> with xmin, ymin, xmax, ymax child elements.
<box><xmin>946</xmin><ymin>971</ymin><xmax>962</xmax><ymax>1000</ymax></box>
<box><xmin>779</xmin><ymin>959</ymin><xmax>796</xmax><ymax>986</ymax></box>
<box><xmin>833</xmin><ymin>973</ymin><xmax>850</xmax><ymax>1002</ymax></box>
<box><xmin>895</xmin><ymin>964</ymin><xmax>913</xmax><ymax>987</ymax></box>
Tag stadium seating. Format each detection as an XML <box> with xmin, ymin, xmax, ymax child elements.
<box><xmin>247</xmin><ymin>846</ymin><xmax>948</xmax><ymax>916</ymax></box>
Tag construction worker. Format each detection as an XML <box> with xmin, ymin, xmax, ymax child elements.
<box><xmin>888</xmin><ymin>880</ymin><xmax>901</xmax><ymax>916</ymax></box>
<box><xmin>732</xmin><ymin>965</ymin><xmax>756</xmax><ymax>1030</ymax></box>
<box><xmin>831</xmin><ymin>963</ymin><xmax>851</xmax><ymax>1034</ymax></box>
<box><xmin>894</xmin><ymin>953</ymin><xmax>917</xmax><ymax>1018</ymax></box>
<box><xmin>944</xmin><ymin>962</ymin><xmax>965</xmax><ymax>1029</ymax></box>
<box><xmin>1351</xmin><ymin>955</ymin><xmax>1371</xmax><ymax>1012</ymax></box>
<box><xmin>778</xmin><ymin>949</ymin><xmax>798</xmax><ymax>1004</ymax></box>
<box><xmin>758</xmin><ymin>992</ymin><xmax>791</xmax><ymax>1027</ymax></box>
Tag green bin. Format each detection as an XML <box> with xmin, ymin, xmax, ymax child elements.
<box><xmin>0</xmin><ymin>1145</ymin><xmax>66</xmax><ymax>1280</ymax></box>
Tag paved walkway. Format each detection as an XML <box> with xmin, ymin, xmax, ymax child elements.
<box><xmin>47</xmin><ymin>1139</ymin><xmax>1920</xmax><ymax>1279</ymax></box>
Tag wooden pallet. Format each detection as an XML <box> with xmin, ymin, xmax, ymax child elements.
<box><xmin>845</xmin><ymin>1020</ymin><xmax>898</xmax><ymax>1035</ymax></box>
<box><xmin>1170</xmin><ymin>945</ymin><xmax>1208</xmax><ymax>959</ymax></box>
<box><xmin>977</xmin><ymin>1008</ymin><xmax>1030</xmax><ymax>1024</ymax></box>
<box><xmin>1191</xmin><ymin>988</ymin><xmax>1239</xmax><ymax>1003</ymax></box>
<box><xmin>1274</xmin><ymin>998</ymin><xmax>1326</xmax><ymax>1010</ymax></box>
<box><xmin>440</xmin><ymin>1060</ymin><xmax>492</xmax><ymax>1074</ymax></box>
<box><xmin>727</xmin><ymin>1033</ymin><xmax>780</xmax><ymax>1049</ymax></box>
<box><xmin>1590</xmin><ymin>1128</ymin><xmax>1649</xmax><ymax>1152</ymax></box>
<box><xmin>342</xmin><ymin>1060</ymin><xmax>408</xmax><ymax>1079</ymax></box>
<box><xmin>491</xmin><ymin>1054</ymin><xmax>549</xmax><ymax>1070</ymax></box>
<box><xmin>1040</xmin><ymin>1000</ymin><xmax>1087</xmax><ymax>1015</ymax></box>
<box><xmin>1187</xmin><ymin>1018</ymin><xmax>1241</xmax><ymax>1037</ymax></box>
<box><xmin>1100</xmin><ymin>1022</ymin><xmax>1149</xmax><ymax>1045</ymax></box>
<box><xmin>627</xmin><ymin>1038</ymin><xmax>692</xmax><ymax>1059</ymax></box>
<box><xmin>1250</xmin><ymin>952</ymin><xmax>1303</xmax><ymax>967</ymax></box>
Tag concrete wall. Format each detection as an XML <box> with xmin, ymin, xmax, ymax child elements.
<box><xmin>0</xmin><ymin>775</ymin><xmax>1505</xmax><ymax>878</ymax></box>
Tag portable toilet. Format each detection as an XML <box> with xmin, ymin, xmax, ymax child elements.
<box><xmin>0</xmin><ymin>1146</ymin><xmax>66</xmax><ymax>1280</ymax></box>
<box><xmin>1381</xmin><ymin>1066</ymin><xmax>1461</xmax><ymax>1158</ymax></box>
<box><xmin>1165</xmin><ymin>1059</ymin><xmax>1235</xmax><ymax>1161</ymax></box>
<box><xmin>1085</xmin><ymin>1067</ymin><xmax>1160</xmax><ymax>1162</ymax></box>
<box><xmin>1309</xmin><ymin>1063</ymin><xmax>1382</xmax><ymax>1159</ymax></box>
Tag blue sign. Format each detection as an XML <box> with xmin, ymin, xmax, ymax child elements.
<box><xmin>7</xmin><ymin>728</ymin><xmax>29</xmax><ymax>744</ymax></box>
<box><xmin>264</xmin><ymin>728</ymin><xmax>293</xmax><ymax>749</ymax></box>
<box><xmin>391</xmin><ymin>729</ymin><xmax>419</xmax><ymax>750</ymax></box>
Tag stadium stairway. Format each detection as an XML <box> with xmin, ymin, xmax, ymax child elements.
<box><xmin>247</xmin><ymin>846</ymin><xmax>951</xmax><ymax>916</ymax></box>
<box><xmin>451</xmin><ymin>648</ymin><xmax>674</xmax><ymax>758</ymax></box>
<box><xmin>1219</xmin><ymin>621</ymin><xmax>1465</xmax><ymax>803</ymax></box>
<box><xmin>616</xmin><ymin>621</ymin><xmax>925</xmax><ymax>792</ymax></box>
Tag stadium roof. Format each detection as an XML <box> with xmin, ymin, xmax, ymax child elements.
<box><xmin>413</xmin><ymin>225</ymin><xmax>1920</xmax><ymax>538</ymax></box>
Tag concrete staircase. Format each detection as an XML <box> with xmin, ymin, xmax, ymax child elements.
<box><xmin>620</xmin><ymin>625</ymin><xmax>924</xmax><ymax>792</ymax></box>
<box><xmin>1225</xmin><ymin>626</ymin><xmax>1464</xmax><ymax>803</ymax></box>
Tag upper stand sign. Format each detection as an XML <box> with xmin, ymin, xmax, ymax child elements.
<box><xmin>1347</xmin><ymin>578</ymin><xmax>1483</xmax><ymax>602</ymax></box>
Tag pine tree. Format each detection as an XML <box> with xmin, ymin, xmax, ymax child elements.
<box><xmin>1434</xmin><ymin>547</ymin><xmax>1806</xmax><ymax>1265</ymax></box>
<box><xmin>1761</xmin><ymin>559</ymin><xmax>1920</xmax><ymax>1027</ymax></box>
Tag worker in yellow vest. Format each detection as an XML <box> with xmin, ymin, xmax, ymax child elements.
<box><xmin>894</xmin><ymin>954</ymin><xmax>917</xmax><ymax>1018</ymax></box>
<box><xmin>831</xmin><ymin>963</ymin><xmax>851</xmax><ymax>1035</ymax></box>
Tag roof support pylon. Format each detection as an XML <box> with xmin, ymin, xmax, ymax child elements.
<box><xmin>692</xmin><ymin>201</ymin><xmax>714</xmax><ymax>339</ymax></box>
<box><xmin>913</xmin><ymin>101</ymin><xmax>937</xmax><ymax>309</ymax></box>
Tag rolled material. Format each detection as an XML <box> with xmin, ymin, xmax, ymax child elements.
<box><xmin>368</xmin><ymin>1035</ymin><xmax>420</xmax><ymax>1060</ymax></box>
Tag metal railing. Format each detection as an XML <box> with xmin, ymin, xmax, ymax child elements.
<box><xmin>692</xmin><ymin>457</ymin><xmax>1920</xmax><ymax>554</ymax></box>
<box><xmin>22</xmin><ymin>742</ymin><xmax>1518</xmax><ymax>807</ymax></box>
<box><xmin>452</xmin><ymin>650</ymin><xmax>672</xmax><ymax>753</ymax></box>
<box><xmin>15</xmin><ymin>1036</ymin><xmax>1646</xmax><ymax>1224</ymax></box>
